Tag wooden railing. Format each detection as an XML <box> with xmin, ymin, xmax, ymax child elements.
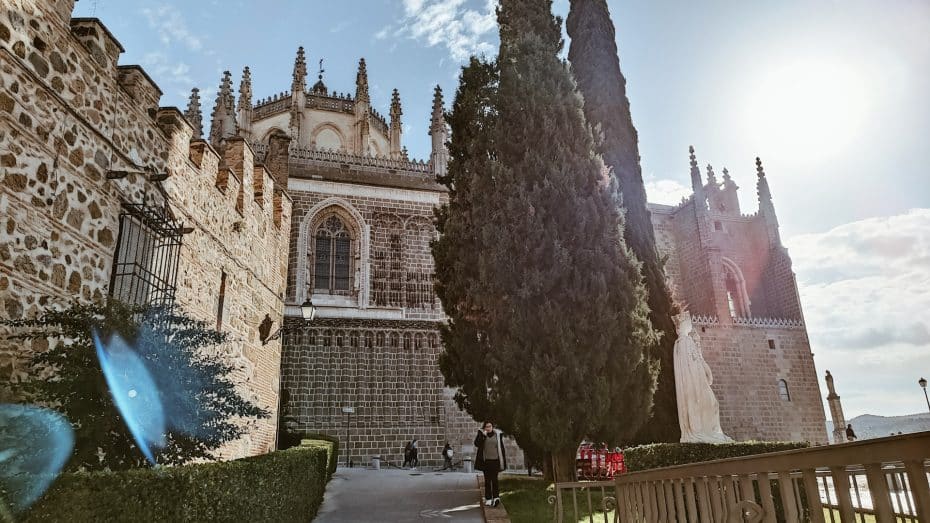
<box><xmin>609</xmin><ymin>431</ymin><xmax>930</xmax><ymax>523</ymax></box>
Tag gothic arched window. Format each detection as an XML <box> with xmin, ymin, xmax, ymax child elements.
<box><xmin>777</xmin><ymin>379</ymin><xmax>791</xmax><ymax>401</ymax></box>
<box><xmin>722</xmin><ymin>258</ymin><xmax>751</xmax><ymax>318</ymax></box>
<box><xmin>314</xmin><ymin>215</ymin><xmax>353</xmax><ymax>294</ymax></box>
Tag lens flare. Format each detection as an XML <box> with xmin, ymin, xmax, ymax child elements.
<box><xmin>0</xmin><ymin>405</ymin><xmax>74</xmax><ymax>515</ymax></box>
<box><xmin>92</xmin><ymin>329</ymin><xmax>166</xmax><ymax>465</ymax></box>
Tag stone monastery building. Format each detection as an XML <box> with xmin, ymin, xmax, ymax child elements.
<box><xmin>0</xmin><ymin>0</ymin><xmax>825</xmax><ymax>465</ymax></box>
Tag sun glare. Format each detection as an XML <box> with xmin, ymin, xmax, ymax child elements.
<box><xmin>741</xmin><ymin>59</ymin><xmax>870</xmax><ymax>165</ymax></box>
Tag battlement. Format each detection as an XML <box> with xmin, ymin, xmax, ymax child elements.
<box><xmin>691</xmin><ymin>315</ymin><xmax>805</xmax><ymax>329</ymax></box>
<box><xmin>251</xmin><ymin>142</ymin><xmax>433</xmax><ymax>177</ymax></box>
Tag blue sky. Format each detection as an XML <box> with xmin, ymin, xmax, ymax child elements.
<box><xmin>73</xmin><ymin>0</ymin><xmax>930</xmax><ymax>420</ymax></box>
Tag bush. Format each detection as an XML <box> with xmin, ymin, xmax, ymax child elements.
<box><xmin>624</xmin><ymin>441</ymin><xmax>809</xmax><ymax>472</ymax></box>
<box><xmin>24</xmin><ymin>442</ymin><xmax>334</xmax><ymax>522</ymax></box>
<box><xmin>300</xmin><ymin>433</ymin><xmax>340</xmax><ymax>477</ymax></box>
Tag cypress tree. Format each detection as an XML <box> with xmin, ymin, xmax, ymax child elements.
<box><xmin>434</xmin><ymin>0</ymin><xmax>659</xmax><ymax>480</ymax></box>
<box><xmin>567</xmin><ymin>0</ymin><xmax>680</xmax><ymax>443</ymax></box>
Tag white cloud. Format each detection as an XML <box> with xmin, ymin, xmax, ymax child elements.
<box><xmin>141</xmin><ymin>4</ymin><xmax>203</xmax><ymax>52</ymax></box>
<box><xmin>644</xmin><ymin>177</ymin><xmax>692</xmax><ymax>206</ymax></box>
<box><xmin>393</xmin><ymin>0</ymin><xmax>498</xmax><ymax>61</ymax></box>
<box><xmin>785</xmin><ymin>209</ymin><xmax>930</xmax><ymax>418</ymax></box>
<box><xmin>141</xmin><ymin>52</ymin><xmax>193</xmax><ymax>89</ymax></box>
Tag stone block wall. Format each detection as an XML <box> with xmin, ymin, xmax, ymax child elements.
<box><xmin>1</xmin><ymin>0</ymin><xmax>291</xmax><ymax>459</ymax></box>
<box><xmin>693</xmin><ymin>320</ymin><xmax>826</xmax><ymax>443</ymax></box>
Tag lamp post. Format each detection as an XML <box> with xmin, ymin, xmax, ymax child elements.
<box><xmin>920</xmin><ymin>377</ymin><xmax>929</xmax><ymax>413</ymax></box>
<box><xmin>260</xmin><ymin>298</ymin><xmax>316</xmax><ymax>345</ymax></box>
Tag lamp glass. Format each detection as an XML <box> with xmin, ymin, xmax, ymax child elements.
<box><xmin>300</xmin><ymin>299</ymin><xmax>316</xmax><ymax>321</ymax></box>
<box><xmin>920</xmin><ymin>377</ymin><xmax>927</xmax><ymax>389</ymax></box>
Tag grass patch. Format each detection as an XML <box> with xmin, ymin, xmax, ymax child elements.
<box><xmin>499</xmin><ymin>475</ymin><xmax>617</xmax><ymax>523</ymax></box>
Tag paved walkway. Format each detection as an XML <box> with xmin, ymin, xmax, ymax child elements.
<box><xmin>314</xmin><ymin>467</ymin><xmax>485</xmax><ymax>522</ymax></box>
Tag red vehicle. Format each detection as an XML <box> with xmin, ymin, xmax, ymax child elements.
<box><xmin>576</xmin><ymin>442</ymin><xmax>626</xmax><ymax>480</ymax></box>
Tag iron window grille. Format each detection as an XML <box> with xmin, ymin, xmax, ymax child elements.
<box><xmin>108</xmin><ymin>202</ymin><xmax>186</xmax><ymax>308</ymax></box>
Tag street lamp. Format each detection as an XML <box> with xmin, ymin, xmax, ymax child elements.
<box><xmin>259</xmin><ymin>298</ymin><xmax>316</xmax><ymax>345</ymax></box>
<box><xmin>920</xmin><ymin>377</ymin><xmax>929</xmax><ymax>413</ymax></box>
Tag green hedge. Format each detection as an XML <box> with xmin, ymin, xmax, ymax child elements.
<box><xmin>300</xmin><ymin>433</ymin><xmax>340</xmax><ymax>476</ymax></box>
<box><xmin>24</xmin><ymin>442</ymin><xmax>334</xmax><ymax>522</ymax></box>
<box><xmin>624</xmin><ymin>441</ymin><xmax>809</xmax><ymax>472</ymax></box>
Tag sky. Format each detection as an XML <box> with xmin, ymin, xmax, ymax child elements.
<box><xmin>71</xmin><ymin>0</ymin><xmax>930</xmax><ymax>420</ymax></box>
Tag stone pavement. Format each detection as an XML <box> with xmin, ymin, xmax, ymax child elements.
<box><xmin>313</xmin><ymin>467</ymin><xmax>485</xmax><ymax>522</ymax></box>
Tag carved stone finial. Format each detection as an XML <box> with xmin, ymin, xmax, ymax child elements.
<box><xmin>292</xmin><ymin>46</ymin><xmax>307</xmax><ymax>93</ymax></box>
<box><xmin>430</xmin><ymin>85</ymin><xmax>444</xmax><ymax>130</ymax></box>
<box><xmin>689</xmin><ymin>145</ymin><xmax>697</xmax><ymax>169</ymax></box>
<box><xmin>184</xmin><ymin>87</ymin><xmax>203</xmax><ymax>140</ymax></box>
<box><xmin>312</xmin><ymin>58</ymin><xmax>327</xmax><ymax>94</ymax></box>
<box><xmin>706</xmin><ymin>164</ymin><xmax>717</xmax><ymax>186</ymax></box>
<box><xmin>355</xmin><ymin>58</ymin><xmax>369</xmax><ymax>104</ymax></box>
<box><xmin>209</xmin><ymin>71</ymin><xmax>236</xmax><ymax>148</ymax></box>
<box><xmin>238</xmin><ymin>66</ymin><xmax>252</xmax><ymax>111</ymax></box>
<box><xmin>756</xmin><ymin>157</ymin><xmax>772</xmax><ymax>204</ymax></box>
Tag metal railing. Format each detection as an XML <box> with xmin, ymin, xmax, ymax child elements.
<box><xmin>610</xmin><ymin>432</ymin><xmax>930</xmax><ymax>523</ymax></box>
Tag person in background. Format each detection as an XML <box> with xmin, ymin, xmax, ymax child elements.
<box><xmin>474</xmin><ymin>421</ymin><xmax>507</xmax><ymax>507</ymax></box>
<box><xmin>402</xmin><ymin>439</ymin><xmax>414</xmax><ymax>468</ymax></box>
<box><xmin>441</xmin><ymin>442</ymin><xmax>454</xmax><ymax>471</ymax></box>
<box><xmin>410</xmin><ymin>438</ymin><xmax>419</xmax><ymax>469</ymax></box>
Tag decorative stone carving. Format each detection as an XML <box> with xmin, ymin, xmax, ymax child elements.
<box><xmin>675</xmin><ymin>312</ymin><xmax>733</xmax><ymax>444</ymax></box>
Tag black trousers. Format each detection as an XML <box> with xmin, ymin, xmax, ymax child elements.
<box><xmin>483</xmin><ymin>459</ymin><xmax>501</xmax><ymax>499</ymax></box>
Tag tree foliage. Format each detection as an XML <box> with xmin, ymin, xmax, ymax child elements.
<box><xmin>566</xmin><ymin>0</ymin><xmax>680</xmax><ymax>443</ymax></box>
<box><xmin>433</xmin><ymin>0</ymin><xmax>659</xmax><ymax>471</ymax></box>
<box><xmin>4</xmin><ymin>301</ymin><xmax>267</xmax><ymax>471</ymax></box>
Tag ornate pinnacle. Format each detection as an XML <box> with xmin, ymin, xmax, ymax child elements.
<box><xmin>209</xmin><ymin>71</ymin><xmax>236</xmax><ymax>147</ymax></box>
<box><xmin>185</xmin><ymin>87</ymin><xmax>203</xmax><ymax>140</ymax></box>
<box><xmin>355</xmin><ymin>58</ymin><xmax>369</xmax><ymax>103</ymax></box>
<box><xmin>390</xmin><ymin>88</ymin><xmax>402</xmax><ymax>125</ymax></box>
<box><xmin>238</xmin><ymin>66</ymin><xmax>252</xmax><ymax>111</ymax></box>
<box><xmin>756</xmin><ymin>156</ymin><xmax>773</xmax><ymax>204</ymax></box>
<box><xmin>430</xmin><ymin>85</ymin><xmax>444</xmax><ymax>132</ymax></box>
<box><xmin>722</xmin><ymin>167</ymin><xmax>731</xmax><ymax>182</ymax></box>
<box><xmin>292</xmin><ymin>47</ymin><xmax>307</xmax><ymax>93</ymax></box>
<box><xmin>706</xmin><ymin>164</ymin><xmax>717</xmax><ymax>186</ymax></box>
<box><xmin>689</xmin><ymin>145</ymin><xmax>697</xmax><ymax>169</ymax></box>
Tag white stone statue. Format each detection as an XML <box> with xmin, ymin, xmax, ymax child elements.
<box><xmin>674</xmin><ymin>312</ymin><xmax>733</xmax><ymax>444</ymax></box>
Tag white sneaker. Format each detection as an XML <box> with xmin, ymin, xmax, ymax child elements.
<box><xmin>493</xmin><ymin>497</ymin><xmax>501</xmax><ymax>507</ymax></box>
<box><xmin>484</xmin><ymin>499</ymin><xmax>493</xmax><ymax>506</ymax></box>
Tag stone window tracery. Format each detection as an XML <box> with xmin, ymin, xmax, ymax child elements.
<box><xmin>313</xmin><ymin>215</ymin><xmax>353</xmax><ymax>295</ymax></box>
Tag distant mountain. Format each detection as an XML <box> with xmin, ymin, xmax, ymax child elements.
<box><xmin>826</xmin><ymin>412</ymin><xmax>930</xmax><ymax>441</ymax></box>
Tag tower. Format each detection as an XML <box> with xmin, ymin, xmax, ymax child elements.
<box><xmin>825</xmin><ymin>370</ymin><xmax>847</xmax><ymax>444</ymax></box>
<box><xmin>429</xmin><ymin>85</ymin><xmax>448</xmax><ymax>176</ymax></box>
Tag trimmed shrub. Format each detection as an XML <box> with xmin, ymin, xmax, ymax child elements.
<box><xmin>300</xmin><ymin>433</ymin><xmax>340</xmax><ymax>477</ymax></box>
<box><xmin>624</xmin><ymin>441</ymin><xmax>809</xmax><ymax>472</ymax></box>
<box><xmin>24</xmin><ymin>442</ymin><xmax>333</xmax><ymax>522</ymax></box>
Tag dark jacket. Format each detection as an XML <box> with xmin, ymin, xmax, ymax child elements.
<box><xmin>474</xmin><ymin>429</ymin><xmax>507</xmax><ymax>472</ymax></box>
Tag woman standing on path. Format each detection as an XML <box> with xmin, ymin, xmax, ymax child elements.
<box><xmin>474</xmin><ymin>421</ymin><xmax>507</xmax><ymax>507</ymax></box>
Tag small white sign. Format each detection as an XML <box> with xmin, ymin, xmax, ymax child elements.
<box><xmin>342</xmin><ymin>407</ymin><xmax>355</xmax><ymax>414</ymax></box>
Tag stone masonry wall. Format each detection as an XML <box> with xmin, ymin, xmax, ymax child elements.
<box><xmin>0</xmin><ymin>0</ymin><xmax>291</xmax><ymax>459</ymax></box>
<box><xmin>694</xmin><ymin>321</ymin><xmax>826</xmax><ymax>443</ymax></box>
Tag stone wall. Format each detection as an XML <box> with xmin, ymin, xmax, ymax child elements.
<box><xmin>694</xmin><ymin>320</ymin><xmax>826</xmax><ymax>443</ymax></box>
<box><xmin>0</xmin><ymin>0</ymin><xmax>291</xmax><ymax>459</ymax></box>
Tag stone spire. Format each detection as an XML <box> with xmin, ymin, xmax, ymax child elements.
<box><xmin>209</xmin><ymin>71</ymin><xmax>237</xmax><ymax>149</ymax></box>
<box><xmin>237</xmin><ymin>66</ymin><xmax>253</xmax><ymax>140</ymax></box>
<box><xmin>353</xmin><ymin>58</ymin><xmax>371</xmax><ymax>155</ymax></box>
<box><xmin>688</xmin><ymin>146</ymin><xmax>706</xmax><ymax>212</ymax></box>
<box><xmin>706</xmin><ymin>164</ymin><xmax>717</xmax><ymax>187</ymax></box>
<box><xmin>429</xmin><ymin>85</ymin><xmax>448</xmax><ymax>177</ymax></box>
<box><xmin>825</xmin><ymin>371</ymin><xmax>848</xmax><ymax>444</ymax></box>
<box><xmin>291</xmin><ymin>46</ymin><xmax>307</xmax><ymax>94</ymax></box>
<box><xmin>355</xmin><ymin>57</ymin><xmax>369</xmax><ymax>104</ymax></box>
<box><xmin>312</xmin><ymin>58</ymin><xmax>327</xmax><ymax>95</ymax></box>
<box><xmin>184</xmin><ymin>87</ymin><xmax>203</xmax><ymax>140</ymax></box>
<box><xmin>756</xmin><ymin>156</ymin><xmax>781</xmax><ymax>245</ymax></box>
<box><xmin>389</xmin><ymin>88</ymin><xmax>403</xmax><ymax>160</ymax></box>
<box><xmin>289</xmin><ymin>47</ymin><xmax>308</xmax><ymax>141</ymax></box>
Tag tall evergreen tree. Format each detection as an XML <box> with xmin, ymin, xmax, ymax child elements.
<box><xmin>434</xmin><ymin>0</ymin><xmax>659</xmax><ymax>479</ymax></box>
<box><xmin>567</xmin><ymin>0</ymin><xmax>680</xmax><ymax>443</ymax></box>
